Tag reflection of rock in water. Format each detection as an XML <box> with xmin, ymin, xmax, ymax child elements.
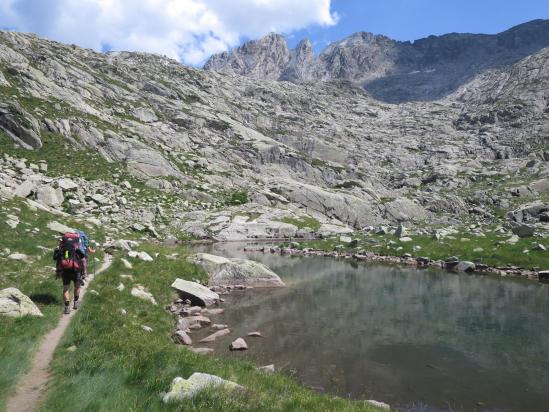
<box><xmin>197</xmin><ymin>244</ymin><xmax>549</xmax><ymax>412</ymax></box>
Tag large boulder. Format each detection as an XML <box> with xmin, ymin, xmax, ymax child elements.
<box><xmin>171</xmin><ymin>278</ymin><xmax>219</xmax><ymax>306</ymax></box>
<box><xmin>162</xmin><ymin>373</ymin><xmax>242</xmax><ymax>403</ymax></box>
<box><xmin>47</xmin><ymin>221</ymin><xmax>74</xmax><ymax>234</ymax></box>
<box><xmin>36</xmin><ymin>186</ymin><xmax>64</xmax><ymax>208</ymax></box>
<box><xmin>384</xmin><ymin>197</ymin><xmax>428</xmax><ymax>222</ymax></box>
<box><xmin>188</xmin><ymin>253</ymin><xmax>285</xmax><ymax>288</ymax></box>
<box><xmin>13</xmin><ymin>180</ymin><xmax>35</xmax><ymax>198</ymax></box>
<box><xmin>0</xmin><ymin>288</ymin><xmax>43</xmax><ymax>317</ymax></box>
<box><xmin>510</xmin><ymin>222</ymin><xmax>535</xmax><ymax>238</ymax></box>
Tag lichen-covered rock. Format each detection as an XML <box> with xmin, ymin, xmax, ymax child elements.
<box><xmin>0</xmin><ymin>287</ymin><xmax>43</xmax><ymax>317</ymax></box>
<box><xmin>162</xmin><ymin>373</ymin><xmax>242</xmax><ymax>403</ymax></box>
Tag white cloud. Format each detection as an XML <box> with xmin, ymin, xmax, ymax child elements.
<box><xmin>0</xmin><ymin>0</ymin><xmax>338</xmax><ymax>65</ymax></box>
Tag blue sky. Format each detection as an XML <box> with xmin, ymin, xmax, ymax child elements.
<box><xmin>288</xmin><ymin>0</ymin><xmax>549</xmax><ymax>52</ymax></box>
<box><xmin>0</xmin><ymin>0</ymin><xmax>548</xmax><ymax>65</ymax></box>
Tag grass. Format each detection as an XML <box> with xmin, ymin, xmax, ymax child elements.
<box><xmin>298</xmin><ymin>229</ymin><xmax>549</xmax><ymax>270</ymax></box>
<box><xmin>279</xmin><ymin>216</ymin><xmax>321</xmax><ymax>231</ymax></box>
<box><xmin>39</xmin><ymin>244</ymin><xmax>380</xmax><ymax>412</ymax></box>
<box><xmin>0</xmin><ymin>196</ymin><xmax>106</xmax><ymax>410</ymax></box>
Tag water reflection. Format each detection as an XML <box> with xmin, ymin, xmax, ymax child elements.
<box><xmin>195</xmin><ymin>243</ymin><xmax>549</xmax><ymax>412</ymax></box>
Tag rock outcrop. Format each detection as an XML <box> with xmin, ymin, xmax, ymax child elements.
<box><xmin>188</xmin><ymin>253</ymin><xmax>285</xmax><ymax>288</ymax></box>
<box><xmin>0</xmin><ymin>288</ymin><xmax>43</xmax><ymax>317</ymax></box>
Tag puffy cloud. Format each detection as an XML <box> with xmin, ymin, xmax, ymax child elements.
<box><xmin>0</xmin><ymin>0</ymin><xmax>338</xmax><ymax>65</ymax></box>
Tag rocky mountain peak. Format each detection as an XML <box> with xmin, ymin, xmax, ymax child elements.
<box><xmin>205</xmin><ymin>19</ymin><xmax>549</xmax><ymax>103</ymax></box>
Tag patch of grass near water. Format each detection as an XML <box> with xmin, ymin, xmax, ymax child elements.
<box><xmin>39</xmin><ymin>244</ymin><xmax>381</xmax><ymax>412</ymax></box>
<box><xmin>0</xmin><ymin>196</ymin><xmax>105</xmax><ymax>410</ymax></box>
<box><xmin>299</xmin><ymin>230</ymin><xmax>549</xmax><ymax>269</ymax></box>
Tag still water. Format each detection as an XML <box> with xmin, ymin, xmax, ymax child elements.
<box><xmin>196</xmin><ymin>243</ymin><xmax>549</xmax><ymax>412</ymax></box>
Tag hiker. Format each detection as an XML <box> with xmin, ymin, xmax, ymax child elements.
<box><xmin>53</xmin><ymin>232</ymin><xmax>86</xmax><ymax>314</ymax></box>
<box><xmin>76</xmin><ymin>230</ymin><xmax>96</xmax><ymax>285</ymax></box>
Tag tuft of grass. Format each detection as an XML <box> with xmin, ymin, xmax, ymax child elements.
<box><xmin>39</xmin><ymin>244</ymin><xmax>381</xmax><ymax>412</ymax></box>
<box><xmin>0</xmin><ymin>196</ymin><xmax>105</xmax><ymax>409</ymax></box>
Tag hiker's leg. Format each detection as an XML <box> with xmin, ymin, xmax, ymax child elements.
<box><xmin>62</xmin><ymin>277</ymin><xmax>71</xmax><ymax>314</ymax></box>
<box><xmin>63</xmin><ymin>284</ymin><xmax>70</xmax><ymax>303</ymax></box>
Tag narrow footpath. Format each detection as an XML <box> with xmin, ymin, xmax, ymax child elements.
<box><xmin>6</xmin><ymin>254</ymin><xmax>113</xmax><ymax>412</ymax></box>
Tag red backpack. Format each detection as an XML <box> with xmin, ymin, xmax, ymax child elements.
<box><xmin>57</xmin><ymin>232</ymin><xmax>83</xmax><ymax>271</ymax></box>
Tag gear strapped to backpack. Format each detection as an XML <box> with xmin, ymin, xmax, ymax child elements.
<box><xmin>54</xmin><ymin>232</ymin><xmax>84</xmax><ymax>272</ymax></box>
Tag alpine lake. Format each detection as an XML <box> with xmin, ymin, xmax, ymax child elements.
<box><xmin>195</xmin><ymin>243</ymin><xmax>549</xmax><ymax>412</ymax></box>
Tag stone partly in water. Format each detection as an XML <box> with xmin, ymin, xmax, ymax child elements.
<box><xmin>0</xmin><ymin>287</ymin><xmax>43</xmax><ymax>317</ymax></box>
<box><xmin>539</xmin><ymin>271</ymin><xmax>549</xmax><ymax>282</ymax></box>
<box><xmin>229</xmin><ymin>337</ymin><xmax>248</xmax><ymax>351</ymax></box>
<box><xmin>455</xmin><ymin>261</ymin><xmax>476</xmax><ymax>273</ymax></box>
<box><xmin>172</xmin><ymin>330</ymin><xmax>193</xmax><ymax>346</ymax></box>
<box><xmin>366</xmin><ymin>400</ymin><xmax>391</xmax><ymax>410</ymax></box>
<box><xmin>171</xmin><ymin>278</ymin><xmax>220</xmax><ymax>306</ymax></box>
<box><xmin>200</xmin><ymin>328</ymin><xmax>231</xmax><ymax>343</ymax></box>
<box><xmin>188</xmin><ymin>253</ymin><xmax>285</xmax><ymax>288</ymax></box>
<box><xmin>162</xmin><ymin>373</ymin><xmax>242</xmax><ymax>403</ymax></box>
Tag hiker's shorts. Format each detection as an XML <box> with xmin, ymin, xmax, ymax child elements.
<box><xmin>61</xmin><ymin>270</ymin><xmax>81</xmax><ymax>286</ymax></box>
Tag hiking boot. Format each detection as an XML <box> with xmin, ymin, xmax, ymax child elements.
<box><xmin>64</xmin><ymin>305</ymin><xmax>71</xmax><ymax>315</ymax></box>
<box><xmin>73</xmin><ymin>300</ymin><xmax>80</xmax><ymax>310</ymax></box>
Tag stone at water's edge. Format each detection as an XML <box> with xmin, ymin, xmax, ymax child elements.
<box><xmin>539</xmin><ymin>271</ymin><xmax>549</xmax><ymax>281</ymax></box>
<box><xmin>171</xmin><ymin>278</ymin><xmax>220</xmax><ymax>306</ymax></box>
<box><xmin>162</xmin><ymin>373</ymin><xmax>242</xmax><ymax>403</ymax></box>
<box><xmin>188</xmin><ymin>253</ymin><xmax>285</xmax><ymax>288</ymax></box>
<box><xmin>0</xmin><ymin>288</ymin><xmax>43</xmax><ymax>317</ymax></box>
<box><xmin>229</xmin><ymin>337</ymin><xmax>248</xmax><ymax>351</ymax></box>
<box><xmin>366</xmin><ymin>400</ymin><xmax>391</xmax><ymax>410</ymax></box>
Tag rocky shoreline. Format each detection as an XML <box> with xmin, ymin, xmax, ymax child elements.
<box><xmin>243</xmin><ymin>245</ymin><xmax>544</xmax><ymax>282</ymax></box>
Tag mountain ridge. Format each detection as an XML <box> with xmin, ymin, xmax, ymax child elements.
<box><xmin>204</xmin><ymin>19</ymin><xmax>549</xmax><ymax>103</ymax></box>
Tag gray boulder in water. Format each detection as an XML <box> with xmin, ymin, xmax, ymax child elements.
<box><xmin>171</xmin><ymin>278</ymin><xmax>220</xmax><ymax>306</ymax></box>
<box><xmin>188</xmin><ymin>253</ymin><xmax>285</xmax><ymax>288</ymax></box>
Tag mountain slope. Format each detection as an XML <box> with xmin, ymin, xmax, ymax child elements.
<box><xmin>0</xmin><ymin>30</ymin><xmax>547</xmax><ymax>243</ymax></box>
<box><xmin>205</xmin><ymin>19</ymin><xmax>549</xmax><ymax>103</ymax></box>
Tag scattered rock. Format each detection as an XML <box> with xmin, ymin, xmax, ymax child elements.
<box><xmin>128</xmin><ymin>250</ymin><xmax>154</xmax><ymax>261</ymax></box>
<box><xmin>8</xmin><ymin>252</ymin><xmax>28</xmax><ymax>261</ymax></box>
<box><xmin>189</xmin><ymin>347</ymin><xmax>214</xmax><ymax>355</ymax></box>
<box><xmin>141</xmin><ymin>325</ymin><xmax>153</xmax><ymax>332</ymax></box>
<box><xmin>130</xmin><ymin>285</ymin><xmax>157</xmax><ymax>305</ymax></box>
<box><xmin>247</xmin><ymin>331</ymin><xmax>262</xmax><ymax>337</ymax></box>
<box><xmin>257</xmin><ymin>364</ymin><xmax>275</xmax><ymax>373</ymax></box>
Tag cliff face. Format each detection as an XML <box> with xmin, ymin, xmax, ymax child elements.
<box><xmin>204</xmin><ymin>19</ymin><xmax>549</xmax><ymax>103</ymax></box>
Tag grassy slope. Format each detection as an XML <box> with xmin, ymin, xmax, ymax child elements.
<box><xmin>39</xmin><ymin>244</ymin><xmax>379</xmax><ymax>412</ymax></box>
<box><xmin>298</xmin><ymin>228</ymin><xmax>548</xmax><ymax>269</ymax></box>
<box><xmin>0</xmin><ymin>196</ymin><xmax>105</xmax><ymax>410</ymax></box>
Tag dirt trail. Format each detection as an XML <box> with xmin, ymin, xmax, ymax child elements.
<box><xmin>6</xmin><ymin>254</ymin><xmax>113</xmax><ymax>412</ymax></box>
